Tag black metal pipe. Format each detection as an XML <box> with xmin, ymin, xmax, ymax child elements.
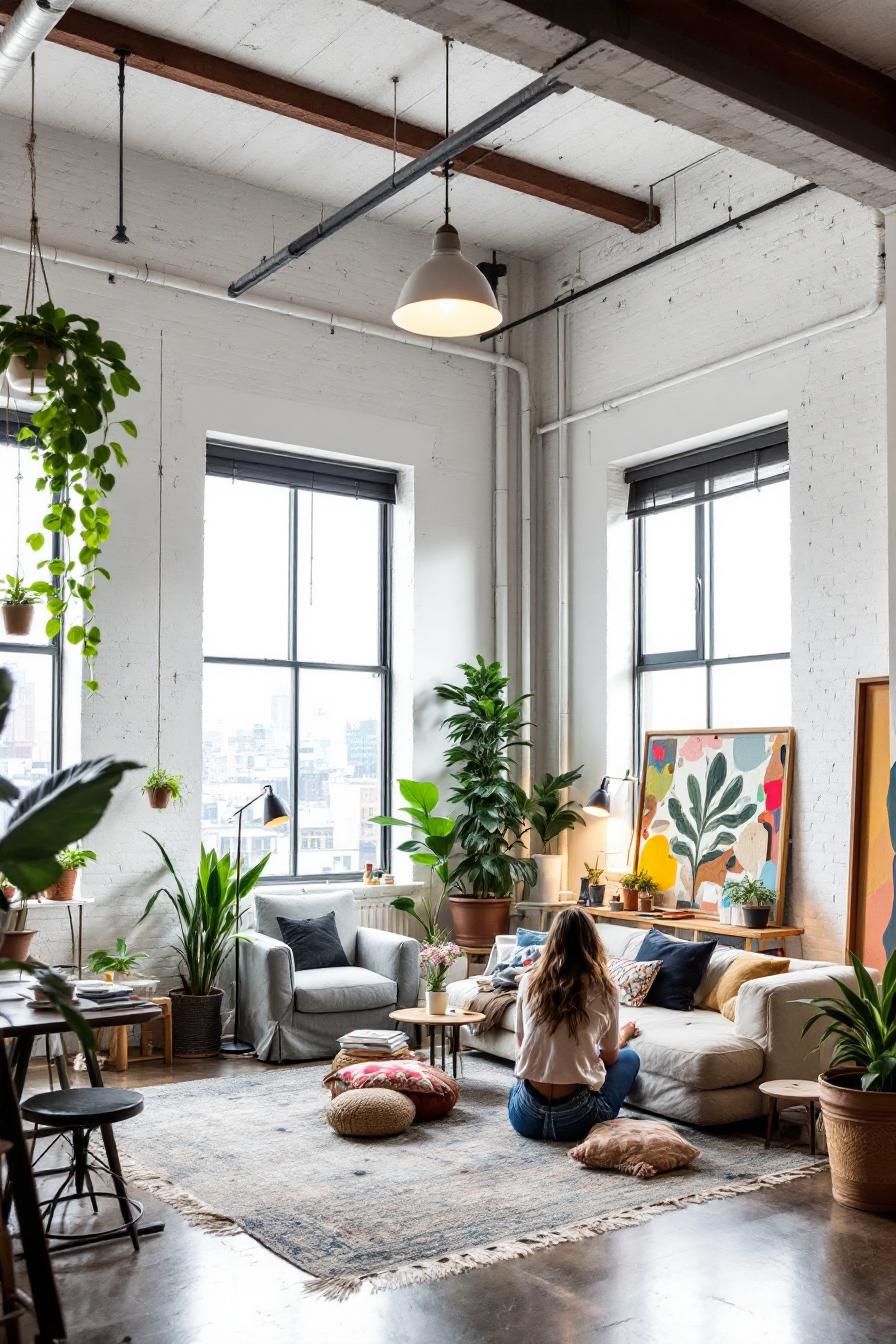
<box><xmin>482</xmin><ymin>182</ymin><xmax>817</xmax><ymax>340</ymax></box>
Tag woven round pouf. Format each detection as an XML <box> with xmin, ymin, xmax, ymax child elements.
<box><xmin>327</xmin><ymin>1087</ymin><xmax>416</xmax><ymax>1138</ymax></box>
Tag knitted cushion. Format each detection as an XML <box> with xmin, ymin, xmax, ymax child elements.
<box><xmin>323</xmin><ymin>1059</ymin><xmax>459</xmax><ymax>1120</ymax></box>
<box><xmin>569</xmin><ymin>1117</ymin><xmax>700</xmax><ymax>1179</ymax></box>
<box><xmin>326</xmin><ymin>1088</ymin><xmax>416</xmax><ymax>1138</ymax></box>
<box><xmin>330</xmin><ymin>1045</ymin><xmax>414</xmax><ymax>1073</ymax></box>
<box><xmin>608</xmin><ymin>955</ymin><xmax>662</xmax><ymax>1007</ymax></box>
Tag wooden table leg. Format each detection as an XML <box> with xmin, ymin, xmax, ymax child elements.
<box><xmin>808</xmin><ymin>1100</ymin><xmax>817</xmax><ymax>1156</ymax></box>
<box><xmin>428</xmin><ymin>1028</ymin><xmax>435</xmax><ymax>1068</ymax></box>
<box><xmin>765</xmin><ymin>1096</ymin><xmax>777</xmax><ymax>1149</ymax></box>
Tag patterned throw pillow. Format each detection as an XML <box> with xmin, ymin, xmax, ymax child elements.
<box><xmin>569</xmin><ymin>1117</ymin><xmax>700</xmax><ymax>1179</ymax></box>
<box><xmin>608</xmin><ymin>955</ymin><xmax>662</xmax><ymax>1007</ymax></box>
<box><xmin>322</xmin><ymin>1059</ymin><xmax>459</xmax><ymax>1120</ymax></box>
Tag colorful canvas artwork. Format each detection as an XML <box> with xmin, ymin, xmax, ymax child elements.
<box><xmin>847</xmin><ymin>678</ymin><xmax>896</xmax><ymax>972</ymax></box>
<box><xmin>634</xmin><ymin>729</ymin><xmax>794</xmax><ymax>917</ymax></box>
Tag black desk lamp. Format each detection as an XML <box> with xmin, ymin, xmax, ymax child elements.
<box><xmin>583</xmin><ymin>771</ymin><xmax>634</xmax><ymax>817</ymax></box>
<box><xmin>221</xmin><ymin>784</ymin><xmax>289</xmax><ymax>1056</ymax></box>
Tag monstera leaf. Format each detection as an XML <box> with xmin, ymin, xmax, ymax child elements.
<box><xmin>669</xmin><ymin>753</ymin><xmax>756</xmax><ymax>898</ymax></box>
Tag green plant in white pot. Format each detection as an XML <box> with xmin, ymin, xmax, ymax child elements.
<box><xmin>526</xmin><ymin>767</ymin><xmax>585</xmax><ymax>903</ymax></box>
<box><xmin>725</xmin><ymin>876</ymin><xmax>777</xmax><ymax>928</ymax></box>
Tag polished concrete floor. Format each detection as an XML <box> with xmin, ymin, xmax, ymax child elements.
<box><xmin>17</xmin><ymin>1056</ymin><xmax>896</xmax><ymax>1344</ymax></box>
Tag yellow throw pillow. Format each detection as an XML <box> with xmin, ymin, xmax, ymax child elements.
<box><xmin>702</xmin><ymin>952</ymin><xmax>790</xmax><ymax>1014</ymax></box>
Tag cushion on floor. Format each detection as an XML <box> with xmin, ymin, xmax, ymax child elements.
<box><xmin>323</xmin><ymin>1058</ymin><xmax>459</xmax><ymax>1120</ymax></box>
<box><xmin>569</xmin><ymin>1117</ymin><xmax>700</xmax><ymax>1179</ymax></box>
<box><xmin>326</xmin><ymin>1087</ymin><xmax>416</xmax><ymax>1137</ymax></box>
<box><xmin>293</xmin><ymin>966</ymin><xmax>397</xmax><ymax>1013</ymax></box>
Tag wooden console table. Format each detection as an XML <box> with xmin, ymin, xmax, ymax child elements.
<box><xmin>585</xmin><ymin>906</ymin><xmax>804</xmax><ymax>953</ymax></box>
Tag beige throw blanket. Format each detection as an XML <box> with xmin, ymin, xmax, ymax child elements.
<box><xmin>464</xmin><ymin>983</ymin><xmax>518</xmax><ymax>1034</ymax></box>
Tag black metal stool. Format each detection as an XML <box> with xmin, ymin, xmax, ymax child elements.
<box><xmin>21</xmin><ymin>1087</ymin><xmax>146</xmax><ymax>1252</ymax></box>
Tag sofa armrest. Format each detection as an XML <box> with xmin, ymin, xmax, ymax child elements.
<box><xmin>734</xmin><ymin>966</ymin><xmax>867</xmax><ymax>1083</ymax></box>
<box><xmin>356</xmin><ymin>926</ymin><xmax>420</xmax><ymax>1007</ymax></box>
<box><xmin>239</xmin><ymin>931</ymin><xmax>295</xmax><ymax>1019</ymax></box>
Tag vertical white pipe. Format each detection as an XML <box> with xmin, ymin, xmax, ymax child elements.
<box><xmin>557</xmin><ymin>309</ymin><xmax>570</xmax><ymax>778</ymax></box>
<box><xmin>494</xmin><ymin>290</ymin><xmax>510</xmax><ymax>676</ymax></box>
<box><xmin>518</xmin><ymin>362</ymin><xmax>532</xmax><ymax>797</ymax></box>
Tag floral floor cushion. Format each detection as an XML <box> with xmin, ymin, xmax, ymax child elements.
<box><xmin>323</xmin><ymin>1058</ymin><xmax>460</xmax><ymax>1120</ymax></box>
<box><xmin>569</xmin><ymin>1117</ymin><xmax>700</xmax><ymax>1179</ymax></box>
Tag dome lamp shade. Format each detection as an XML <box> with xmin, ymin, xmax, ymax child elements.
<box><xmin>583</xmin><ymin>777</ymin><xmax>612</xmax><ymax>817</ymax></box>
<box><xmin>392</xmin><ymin>223</ymin><xmax>502</xmax><ymax>338</ymax></box>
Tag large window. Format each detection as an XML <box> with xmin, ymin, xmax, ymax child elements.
<box><xmin>201</xmin><ymin>444</ymin><xmax>394</xmax><ymax>880</ymax></box>
<box><xmin>0</xmin><ymin>416</ymin><xmax>61</xmax><ymax>791</ymax></box>
<box><xmin>630</xmin><ymin>428</ymin><xmax>790</xmax><ymax>747</ymax></box>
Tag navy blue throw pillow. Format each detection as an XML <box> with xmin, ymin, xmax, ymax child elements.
<box><xmin>277</xmin><ymin>910</ymin><xmax>349</xmax><ymax>973</ymax></box>
<box><xmin>634</xmin><ymin>928</ymin><xmax>717</xmax><ymax>1011</ymax></box>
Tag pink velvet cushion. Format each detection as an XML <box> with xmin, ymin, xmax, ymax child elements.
<box><xmin>608</xmin><ymin>955</ymin><xmax>663</xmax><ymax>1008</ymax></box>
<box><xmin>569</xmin><ymin>1117</ymin><xmax>700</xmax><ymax>1179</ymax></box>
<box><xmin>323</xmin><ymin>1059</ymin><xmax>459</xmax><ymax>1120</ymax></box>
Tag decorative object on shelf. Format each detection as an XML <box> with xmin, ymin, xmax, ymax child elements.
<box><xmin>47</xmin><ymin>846</ymin><xmax>95</xmax><ymax>902</ymax></box>
<box><xmin>723</xmin><ymin>876</ymin><xmax>777</xmax><ymax>928</ymax></box>
<box><xmin>435</xmin><ymin>656</ymin><xmax>535</xmax><ymax>947</ymax></box>
<box><xmin>583</xmin><ymin>860</ymin><xmax>605</xmax><ymax>907</ymax></box>
<box><xmin>634</xmin><ymin>729</ymin><xmax>794</xmax><ymax>919</ymax></box>
<box><xmin>140</xmin><ymin>834</ymin><xmax>271</xmax><ymax>1057</ymax></box>
<box><xmin>372</xmin><ymin>778</ymin><xmax>454</xmax><ymax>942</ymax></box>
<box><xmin>420</xmin><ymin>941</ymin><xmax>462</xmax><ymax>1015</ymax></box>
<box><xmin>801</xmin><ymin>947</ymin><xmax>896</xmax><ymax>1211</ymax></box>
<box><xmin>525</xmin><ymin>767</ymin><xmax>585</xmax><ymax>903</ymax></box>
<box><xmin>392</xmin><ymin>38</ymin><xmax>501</xmax><ymax>339</ymax></box>
<box><xmin>619</xmin><ymin>869</ymin><xmax>659</xmax><ymax>914</ymax></box>
<box><xmin>1</xmin><ymin>573</ymin><xmax>37</xmax><ymax>636</ymax></box>
<box><xmin>141</xmin><ymin>768</ymin><xmax>184</xmax><ymax>811</ymax></box>
<box><xmin>607</xmin><ymin>896</ymin><xmax>623</xmax><ymax>912</ymax></box>
<box><xmin>846</xmin><ymin>676</ymin><xmax>896</xmax><ymax>970</ymax></box>
<box><xmin>86</xmin><ymin>936</ymin><xmax>147</xmax><ymax>980</ymax></box>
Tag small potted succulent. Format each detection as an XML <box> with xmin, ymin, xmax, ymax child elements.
<box><xmin>142</xmin><ymin>768</ymin><xmax>184</xmax><ymax>811</ymax></box>
<box><xmin>86</xmin><ymin>936</ymin><xmax>148</xmax><ymax>982</ymax></box>
<box><xmin>583</xmin><ymin>861</ymin><xmax>605</xmax><ymax>907</ymax></box>
<box><xmin>1</xmin><ymin>574</ymin><xmax>38</xmax><ymax>638</ymax></box>
<box><xmin>620</xmin><ymin>869</ymin><xmax>659</xmax><ymax>913</ymax></box>
<box><xmin>49</xmin><ymin>846</ymin><xmax>96</xmax><ymax>901</ymax></box>
<box><xmin>725</xmin><ymin>876</ymin><xmax>777</xmax><ymax>928</ymax></box>
<box><xmin>419</xmin><ymin>941</ymin><xmax>462</xmax><ymax>1015</ymax></box>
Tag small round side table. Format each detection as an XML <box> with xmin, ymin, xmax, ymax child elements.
<box><xmin>389</xmin><ymin>1007</ymin><xmax>486</xmax><ymax>1078</ymax></box>
<box><xmin>759</xmin><ymin>1079</ymin><xmax>822</xmax><ymax>1155</ymax></box>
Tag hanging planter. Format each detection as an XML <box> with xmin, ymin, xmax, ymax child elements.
<box><xmin>141</xmin><ymin>769</ymin><xmax>184</xmax><ymax>811</ymax></box>
<box><xmin>5</xmin><ymin>340</ymin><xmax>61</xmax><ymax>397</ymax></box>
<box><xmin>1</xmin><ymin>575</ymin><xmax>38</xmax><ymax>636</ymax></box>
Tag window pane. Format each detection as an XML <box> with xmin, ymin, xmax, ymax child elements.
<box><xmin>298</xmin><ymin>668</ymin><xmax>383</xmax><ymax>875</ymax></box>
<box><xmin>711</xmin><ymin>659</ymin><xmax>791</xmax><ymax>728</ymax></box>
<box><xmin>711</xmin><ymin>482</ymin><xmax>790</xmax><ymax>657</ymax></box>
<box><xmin>0</xmin><ymin>652</ymin><xmax>54</xmax><ymax>791</ymax></box>
<box><xmin>296</xmin><ymin>493</ymin><xmax>380</xmax><ymax>664</ymax></box>
<box><xmin>640</xmin><ymin>666</ymin><xmax>706</xmax><ymax>732</ymax></box>
<box><xmin>0</xmin><ymin>436</ymin><xmax>54</xmax><ymax>647</ymax></box>
<box><xmin>203</xmin><ymin>476</ymin><xmax>290</xmax><ymax>659</ymax></box>
<box><xmin>201</xmin><ymin>663</ymin><xmax>293</xmax><ymax>875</ymax></box>
<box><xmin>642</xmin><ymin>508</ymin><xmax>697</xmax><ymax>656</ymax></box>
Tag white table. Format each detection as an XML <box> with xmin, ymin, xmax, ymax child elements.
<box><xmin>15</xmin><ymin>896</ymin><xmax>94</xmax><ymax>977</ymax></box>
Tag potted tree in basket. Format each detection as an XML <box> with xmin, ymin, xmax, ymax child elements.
<box><xmin>141</xmin><ymin>768</ymin><xmax>185</xmax><ymax>810</ymax></box>
<box><xmin>1</xmin><ymin>575</ymin><xmax>38</xmax><ymax>637</ymax></box>
<box><xmin>801</xmin><ymin>949</ymin><xmax>896</xmax><ymax>1212</ymax></box>
<box><xmin>49</xmin><ymin>845</ymin><xmax>96</xmax><ymax>901</ymax></box>
<box><xmin>435</xmin><ymin>657</ymin><xmax>536</xmax><ymax>947</ymax></box>
<box><xmin>140</xmin><ymin>836</ymin><xmax>269</xmax><ymax>1057</ymax></box>
<box><xmin>525</xmin><ymin>767</ymin><xmax>585</xmax><ymax>904</ymax></box>
<box><xmin>725</xmin><ymin>877</ymin><xmax>777</xmax><ymax>928</ymax></box>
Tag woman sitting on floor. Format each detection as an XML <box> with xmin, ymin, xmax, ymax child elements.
<box><xmin>508</xmin><ymin>905</ymin><xmax>640</xmax><ymax>1141</ymax></box>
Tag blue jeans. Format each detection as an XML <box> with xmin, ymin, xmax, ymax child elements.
<box><xmin>507</xmin><ymin>1049</ymin><xmax>641</xmax><ymax>1141</ymax></box>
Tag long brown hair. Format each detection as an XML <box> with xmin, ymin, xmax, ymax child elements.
<box><xmin>526</xmin><ymin>906</ymin><xmax>616</xmax><ymax>1039</ymax></box>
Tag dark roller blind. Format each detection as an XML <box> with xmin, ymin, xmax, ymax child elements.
<box><xmin>625</xmin><ymin>425</ymin><xmax>788</xmax><ymax>518</ymax></box>
<box><xmin>206</xmin><ymin>440</ymin><xmax>397</xmax><ymax>504</ymax></box>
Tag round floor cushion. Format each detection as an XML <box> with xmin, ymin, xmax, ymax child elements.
<box><xmin>323</xmin><ymin>1058</ymin><xmax>460</xmax><ymax>1120</ymax></box>
<box><xmin>326</xmin><ymin>1087</ymin><xmax>416</xmax><ymax>1138</ymax></box>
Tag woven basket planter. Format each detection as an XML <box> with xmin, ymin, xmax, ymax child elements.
<box><xmin>170</xmin><ymin>987</ymin><xmax>224</xmax><ymax>1058</ymax></box>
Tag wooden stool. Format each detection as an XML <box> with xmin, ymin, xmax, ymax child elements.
<box><xmin>759</xmin><ymin>1079</ymin><xmax>821</xmax><ymax>1156</ymax></box>
<box><xmin>463</xmin><ymin>945</ymin><xmax>493</xmax><ymax>978</ymax></box>
<box><xmin>108</xmin><ymin>997</ymin><xmax>172</xmax><ymax>1072</ymax></box>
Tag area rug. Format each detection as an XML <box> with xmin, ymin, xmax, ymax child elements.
<box><xmin>118</xmin><ymin>1055</ymin><xmax>826</xmax><ymax>1298</ymax></box>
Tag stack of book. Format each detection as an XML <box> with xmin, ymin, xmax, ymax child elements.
<box><xmin>74</xmin><ymin>981</ymin><xmax>136</xmax><ymax>1004</ymax></box>
<box><xmin>336</xmin><ymin>1028</ymin><xmax>409</xmax><ymax>1058</ymax></box>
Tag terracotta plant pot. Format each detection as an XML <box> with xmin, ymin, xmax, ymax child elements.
<box><xmin>741</xmin><ymin>905</ymin><xmax>772</xmax><ymax>928</ymax></box>
<box><xmin>170</xmin><ymin>987</ymin><xmax>224</xmax><ymax>1057</ymax></box>
<box><xmin>448</xmin><ymin>896</ymin><xmax>511</xmax><ymax>949</ymax></box>
<box><xmin>621</xmin><ymin>888</ymin><xmax>639</xmax><ymax>912</ymax></box>
<box><xmin>638</xmin><ymin>893</ymin><xmax>654</xmax><ymax>913</ymax></box>
<box><xmin>2</xmin><ymin>604</ymin><xmax>35</xmax><ymax>637</ymax></box>
<box><xmin>47</xmin><ymin>868</ymin><xmax>77</xmax><ymax>902</ymax></box>
<box><xmin>6</xmin><ymin>343</ymin><xmax>61</xmax><ymax>397</ymax></box>
<box><xmin>0</xmin><ymin>929</ymin><xmax>36</xmax><ymax>961</ymax></box>
<box><xmin>147</xmin><ymin>786</ymin><xmax>172</xmax><ymax>810</ymax></box>
<box><xmin>820</xmin><ymin>1068</ymin><xmax>896</xmax><ymax>1212</ymax></box>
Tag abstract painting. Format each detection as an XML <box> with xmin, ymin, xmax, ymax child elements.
<box><xmin>847</xmin><ymin>677</ymin><xmax>896</xmax><ymax>972</ymax></box>
<box><xmin>634</xmin><ymin>729</ymin><xmax>794</xmax><ymax>919</ymax></box>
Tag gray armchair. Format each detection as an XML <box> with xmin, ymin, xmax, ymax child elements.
<box><xmin>239</xmin><ymin>890</ymin><xmax>420</xmax><ymax>1062</ymax></box>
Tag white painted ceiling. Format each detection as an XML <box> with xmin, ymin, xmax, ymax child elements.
<box><xmin>0</xmin><ymin>0</ymin><xmax>717</xmax><ymax>259</ymax></box>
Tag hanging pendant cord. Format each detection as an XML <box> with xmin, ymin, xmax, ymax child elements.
<box><xmin>443</xmin><ymin>35</ymin><xmax>451</xmax><ymax>224</ymax></box>
<box><xmin>113</xmin><ymin>47</ymin><xmax>131</xmax><ymax>244</ymax></box>
<box><xmin>156</xmin><ymin>329</ymin><xmax>164</xmax><ymax>771</ymax></box>
<box><xmin>24</xmin><ymin>52</ymin><xmax>52</xmax><ymax>314</ymax></box>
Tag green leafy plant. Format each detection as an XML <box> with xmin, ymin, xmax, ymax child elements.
<box><xmin>86</xmin><ymin>936</ymin><xmax>148</xmax><ymax>977</ymax></box>
<box><xmin>371</xmin><ymin>779</ymin><xmax>454</xmax><ymax>941</ymax></box>
<box><xmin>56</xmin><ymin>845</ymin><xmax>96</xmax><ymax>871</ymax></box>
<box><xmin>0</xmin><ymin>574</ymin><xmax>37</xmax><ymax>606</ymax></box>
<box><xmin>141</xmin><ymin>769</ymin><xmax>185</xmax><ymax>801</ymax></box>
<box><xmin>584</xmin><ymin>861</ymin><xmax>605</xmax><ymax>885</ymax></box>
<box><xmin>0</xmin><ymin>301</ymin><xmax>140</xmax><ymax>687</ymax></box>
<box><xmin>725</xmin><ymin>877</ymin><xmax>776</xmax><ymax>907</ymax></box>
<box><xmin>620</xmin><ymin>869</ymin><xmax>660</xmax><ymax>895</ymax></box>
<box><xmin>435</xmin><ymin>656</ymin><xmax>536</xmax><ymax>899</ymax></box>
<box><xmin>801</xmin><ymin>950</ymin><xmax>896</xmax><ymax>1092</ymax></box>
<box><xmin>526</xmin><ymin>767</ymin><xmax>585</xmax><ymax>853</ymax></box>
<box><xmin>140</xmin><ymin>835</ymin><xmax>269</xmax><ymax>996</ymax></box>
<box><xmin>668</xmin><ymin>754</ymin><xmax>756</xmax><ymax>895</ymax></box>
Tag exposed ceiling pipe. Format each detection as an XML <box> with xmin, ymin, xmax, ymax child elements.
<box><xmin>0</xmin><ymin>0</ymin><xmax>74</xmax><ymax>91</ymax></box>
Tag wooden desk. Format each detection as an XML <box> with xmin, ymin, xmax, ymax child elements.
<box><xmin>584</xmin><ymin>906</ymin><xmax>804</xmax><ymax>952</ymax></box>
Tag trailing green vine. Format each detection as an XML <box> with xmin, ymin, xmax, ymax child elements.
<box><xmin>0</xmin><ymin>301</ymin><xmax>139</xmax><ymax>689</ymax></box>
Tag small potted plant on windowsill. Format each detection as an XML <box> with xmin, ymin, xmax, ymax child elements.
<box><xmin>725</xmin><ymin>876</ymin><xmax>777</xmax><ymax>928</ymax></box>
<box><xmin>49</xmin><ymin>846</ymin><xmax>96</xmax><ymax>902</ymax></box>
<box><xmin>583</xmin><ymin>861</ymin><xmax>605</xmax><ymax>907</ymax></box>
<box><xmin>620</xmin><ymin>869</ymin><xmax>659</xmax><ymax>913</ymax></box>
<box><xmin>86</xmin><ymin>937</ymin><xmax>149</xmax><ymax>983</ymax></box>
<box><xmin>142</xmin><ymin>768</ymin><xmax>184</xmax><ymax>811</ymax></box>
<box><xmin>1</xmin><ymin>574</ymin><xmax>38</xmax><ymax>638</ymax></box>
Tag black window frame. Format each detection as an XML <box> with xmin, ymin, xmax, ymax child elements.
<box><xmin>0</xmin><ymin>411</ymin><xmax>63</xmax><ymax>776</ymax></box>
<box><xmin>202</xmin><ymin>445</ymin><xmax>394</xmax><ymax>883</ymax></box>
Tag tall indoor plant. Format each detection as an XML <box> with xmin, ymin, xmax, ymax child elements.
<box><xmin>526</xmin><ymin>767</ymin><xmax>585</xmax><ymax>903</ymax></box>
<box><xmin>801</xmin><ymin>950</ymin><xmax>896</xmax><ymax>1212</ymax></box>
<box><xmin>141</xmin><ymin>836</ymin><xmax>269</xmax><ymax>1056</ymax></box>
<box><xmin>372</xmin><ymin>778</ymin><xmax>454</xmax><ymax>943</ymax></box>
<box><xmin>435</xmin><ymin>657</ymin><xmax>536</xmax><ymax>946</ymax></box>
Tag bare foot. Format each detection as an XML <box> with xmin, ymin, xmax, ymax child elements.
<box><xmin>620</xmin><ymin>1021</ymin><xmax>640</xmax><ymax>1044</ymax></box>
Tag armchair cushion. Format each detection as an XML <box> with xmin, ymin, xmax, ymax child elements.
<box><xmin>255</xmin><ymin>890</ymin><xmax>358</xmax><ymax>962</ymax></box>
<box><xmin>277</xmin><ymin>911</ymin><xmax>349</xmax><ymax>972</ymax></box>
<box><xmin>293</xmin><ymin>966</ymin><xmax>397</xmax><ymax>1014</ymax></box>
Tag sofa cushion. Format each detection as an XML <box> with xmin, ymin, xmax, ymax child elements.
<box><xmin>608</xmin><ymin>955</ymin><xmax>662</xmax><ymax>1007</ymax></box>
<box><xmin>701</xmin><ymin>952</ymin><xmax>791</xmax><ymax>1014</ymax></box>
<box><xmin>594</xmin><ymin>924</ymin><xmax>646</xmax><ymax>959</ymax></box>
<box><xmin>620</xmin><ymin>1005</ymin><xmax>764</xmax><ymax>1089</ymax></box>
<box><xmin>255</xmin><ymin>889</ymin><xmax>358</xmax><ymax>961</ymax></box>
<box><xmin>293</xmin><ymin>966</ymin><xmax>397</xmax><ymax>1014</ymax></box>
<box><xmin>278</xmin><ymin>911</ymin><xmax>349</xmax><ymax>973</ymax></box>
<box><xmin>636</xmin><ymin>929</ymin><xmax>717</xmax><ymax>1011</ymax></box>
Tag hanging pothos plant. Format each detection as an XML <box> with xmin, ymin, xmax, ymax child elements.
<box><xmin>0</xmin><ymin>301</ymin><xmax>139</xmax><ymax>689</ymax></box>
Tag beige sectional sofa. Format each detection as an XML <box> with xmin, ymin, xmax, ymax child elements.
<box><xmin>447</xmin><ymin>923</ymin><xmax>862</xmax><ymax>1125</ymax></box>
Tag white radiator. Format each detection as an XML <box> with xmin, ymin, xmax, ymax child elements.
<box><xmin>353</xmin><ymin>890</ymin><xmax>416</xmax><ymax>937</ymax></box>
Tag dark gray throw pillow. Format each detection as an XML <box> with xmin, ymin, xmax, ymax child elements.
<box><xmin>634</xmin><ymin>928</ymin><xmax>717</xmax><ymax>1011</ymax></box>
<box><xmin>277</xmin><ymin>910</ymin><xmax>349</xmax><ymax>972</ymax></box>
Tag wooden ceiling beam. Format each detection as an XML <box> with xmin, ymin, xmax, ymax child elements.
<box><xmin>0</xmin><ymin>5</ymin><xmax>657</xmax><ymax>231</ymax></box>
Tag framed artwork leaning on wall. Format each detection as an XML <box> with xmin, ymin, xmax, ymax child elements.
<box><xmin>846</xmin><ymin>676</ymin><xmax>896</xmax><ymax>973</ymax></box>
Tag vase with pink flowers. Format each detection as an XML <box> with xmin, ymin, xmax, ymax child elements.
<box><xmin>420</xmin><ymin>941</ymin><xmax>462</xmax><ymax>1015</ymax></box>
